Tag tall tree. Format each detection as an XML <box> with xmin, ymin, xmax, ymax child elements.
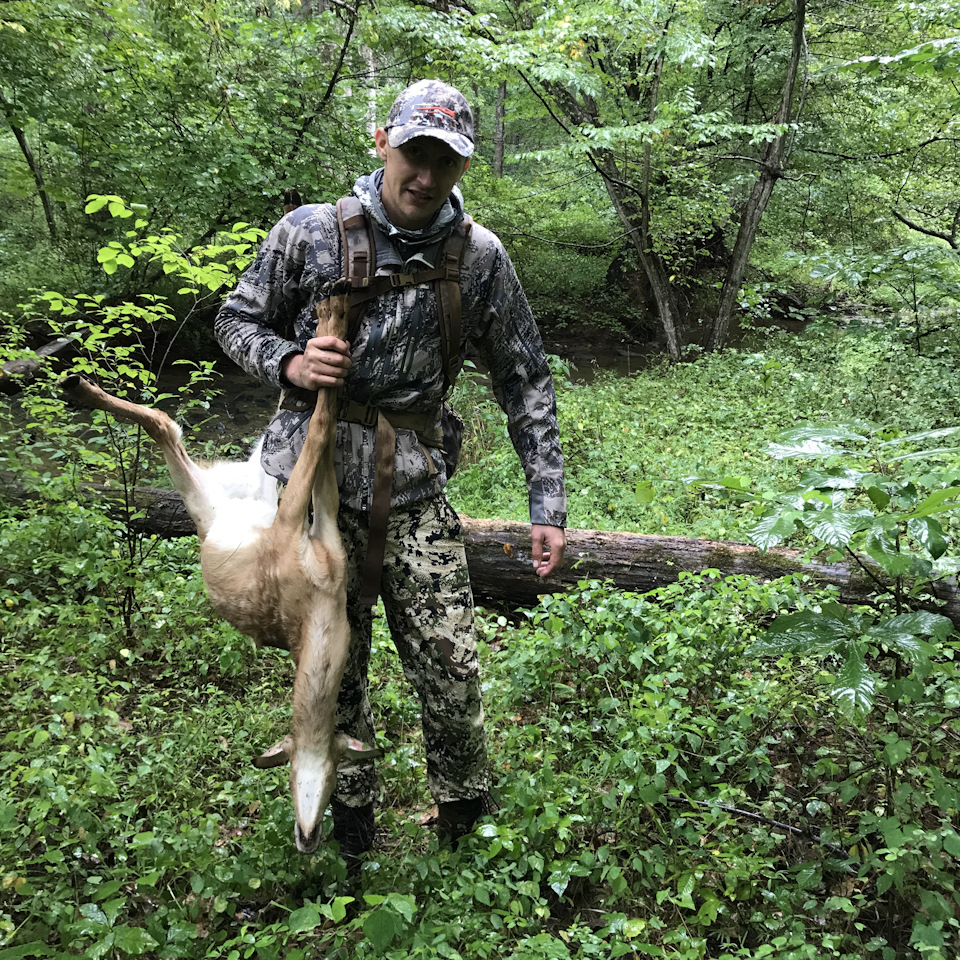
<box><xmin>0</xmin><ymin>0</ymin><xmax>370</xmax><ymax>287</ymax></box>
<box><xmin>0</xmin><ymin>85</ymin><xmax>58</xmax><ymax>242</ymax></box>
<box><xmin>709</xmin><ymin>0</ymin><xmax>807</xmax><ymax>351</ymax></box>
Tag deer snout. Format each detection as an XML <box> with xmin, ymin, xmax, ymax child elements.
<box><xmin>295</xmin><ymin>820</ymin><xmax>323</xmax><ymax>855</ymax></box>
<box><xmin>287</xmin><ymin>735</ymin><xmax>384</xmax><ymax>854</ymax></box>
<box><xmin>290</xmin><ymin>750</ymin><xmax>338</xmax><ymax>855</ymax></box>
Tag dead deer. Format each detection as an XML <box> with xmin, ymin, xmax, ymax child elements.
<box><xmin>60</xmin><ymin>279</ymin><xmax>379</xmax><ymax>854</ymax></box>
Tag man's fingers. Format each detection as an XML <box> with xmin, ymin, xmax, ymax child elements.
<box><xmin>531</xmin><ymin>525</ymin><xmax>566</xmax><ymax>578</ymax></box>
<box><xmin>298</xmin><ymin>337</ymin><xmax>351</xmax><ymax>388</ymax></box>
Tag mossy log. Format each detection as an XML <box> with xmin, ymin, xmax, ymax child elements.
<box><xmin>15</xmin><ymin>482</ymin><xmax>957</xmax><ymax>623</ymax></box>
<box><xmin>463</xmin><ymin>517</ymin><xmax>960</xmax><ymax>622</ymax></box>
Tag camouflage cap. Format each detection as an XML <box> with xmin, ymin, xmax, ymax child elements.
<box><xmin>385</xmin><ymin>80</ymin><xmax>475</xmax><ymax>158</ymax></box>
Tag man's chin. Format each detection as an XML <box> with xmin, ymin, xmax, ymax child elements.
<box><xmin>402</xmin><ymin>199</ymin><xmax>440</xmax><ymax>226</ymax></box>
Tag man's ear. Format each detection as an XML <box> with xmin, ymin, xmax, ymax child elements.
<box><xmin>374</xmin><ymin>128</ymin><xmax>389</xmax><ymax>162</ymax></box>
<box><xmin>463</xmin><ymin>158</ymin><xmax>471</xmax><ymax>174</ymax></box>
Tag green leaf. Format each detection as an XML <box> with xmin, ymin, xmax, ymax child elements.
<box><xmin>842</xmin><ymin>37</ymin><xmax>960</xmax><ymax>77</ymax></box>
<box><xmin>907</xmin><ymin>488</ymin><xmax>960</xmax><ymax>519</ymax></box>
<box><xmin>863</xmin><ymin>529</ymin><xmax>912</xmax><ymax>578</ymax></box>
<box><xmin>0</xmin><ymin>944</ymin><xmax>54</xmax><ymax>959</ymax></box>
<box><xmin>883</xmin><ymin>738</ymin><xmax>912</xmax><ymax>768</ymax></box>
<box><xmin>880</xmin><ymin>426</ymin><xmax>960</xmax><ymax>448</ymax></box>
<box><xmin>79</xmin><ymin>902</ymin><xmax>110</xmax><ymax>926</ymax></box>
<box><xmin>887</xmin><ymin>446</ymin><xmax>960</xmax><ymax>464</ymax></box>
<box><xmin>363</xmin><ymin>910</ymin><xmax>398</xmax><ymax>951</ymax></box>
<box><xmin>110</xmin><ymin>927</ymin><xmax>158</xmax><ymax>955</ymax></box>
<box><xmin>871</xmin><ymin>629</ymin><xmax>936</xmax><ymax>664</ymax></box>
<box><xmin>84</xmin><ymin>195</ymin><xmax>111</xmax><ymax>214</ymax></box>
<box><xmin>872</xmin><ymin>611</ymin><xmax>953</xmax><ymax>642</ymax></box>
<box><xmin>635</xmin><ymin>479</ymin><xmax>655</xmax><ymax>503</ymax></box>
<box><xmin>716</xmin><ymin>475</ymin><xmax>751</xmax><ymax>490</ymax></box>
<box><xmin>288</xmin><ymin>903</ymin><xmax>323</xmax><ymax>933</ymax></box>
<box><xmin>832</xmin><ymin>646</ymin><xmax>876</xmax><ymax>720</ymax></box>
<box><xmin>319</xmin><ymin>897</ymin><xmax>353</xmax><ymax>923</ymax></box>
<box><xmin>747</xmin><ymin>510</ymin><xmax>800</xmax><ymax>550</ymax></box>
<box><xmin>383</xmin><ymin>893</ymin><xmax>416</xmax><ymax>923</ymax></box>
<box><xmin>799</xmin><ymin>467</ymin><xmax>867</xmax><ymax>491</ymax></box>
<box><xmin>907</xmin><ymin>517</ymin><xmax>948</xmax><ymax>559</ymax></box>
<box><xmin>90</xmin><ymin>880</ymin><xmax>126</xmax><ymax>902</ymax></box>
<box><xmin>767</xmin><ymin>423</ymin><xmax>868</xmax><ymax>460</ymax></box>
<box><xmin>752</xmin><ymin>606</ymin><xmax>852</xmax><ymax>656</ymax></box>
<box><xmin>942</xmin><ymin>829</ymin><xmax>960</xmax><ymax>858</ymax></box>
<box><xmin>804</xmin><ymin>507</ymin><xmax>873</xmax><ymax>549</ymax></box>
<box><xmin>768</xmin><ymin>438</ymin><xmax>849</xmax><ymax>459</ymax></box>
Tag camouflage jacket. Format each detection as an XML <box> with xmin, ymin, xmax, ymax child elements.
<box><xmin>214</xmin><ymin>172</ymin><xmax>567</xmax><ymax>528</ymax></box>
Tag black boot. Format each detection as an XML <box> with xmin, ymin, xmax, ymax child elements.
<box><xmin>331</xmin><ymin>799</ymin><xmax>375</xmax><ymax>892</ymax></box>
<box><xmin>436</xmin><ymin>795</ymin><xmax>489</xmax><ymax>849</ymax></box>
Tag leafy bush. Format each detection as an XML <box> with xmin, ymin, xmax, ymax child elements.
<box><xmin>3</xmin><ymin>293</ymin><xmax>960</xmax><ymax>958</ymax></box>
<box><xmin>4</xmin><ymin>533</ymin><xmax>957</xmax><ymax>957</ymax></box>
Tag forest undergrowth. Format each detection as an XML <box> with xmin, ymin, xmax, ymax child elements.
<box><xmin>2</xmin><ymin>318</ymin><xmax>960</xmax><ymax>959</ymax></box>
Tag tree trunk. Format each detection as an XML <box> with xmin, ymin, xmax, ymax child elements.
<box><xmin>598</xmin><ymin>154</ymin><xmax>682</xmax><ymax>362</ymax></box>
<box><xmin>15</xmin><ymin>481</ymin><xmax>957</xmax><ymax>625</ymax></box>
<box><xmin>633</xmin><ymin>47</ymin><xmax>681</xmax><ymax>362</ymax></box>
<box><xmin>708</xmin><ymin>0</ymin><xmax>807</xmax><ymax>352</ymax></box>
<box><xmin>493</xmin><ymin>82</ymin><xmax>506</xmax><ymax>178</ymax></box>
<box><xmin>0</xmin><ymin>87</ymin><xmax>59</xmax><ymax>243</ymax></box>
<box><xmin>592</xmin><ymin>48</ymin><xmax>681</xmax><ymax>361</ymax></box>
<box><xmin>541</xmin><ymin>56</ymin><xmax>682</xmax><ymax>361</ymax></box>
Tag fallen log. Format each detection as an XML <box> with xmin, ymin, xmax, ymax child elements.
<box><xmin>0</xmin><ymin>338</ymin><xmax>78</xmax><ymax>395</ymax></box>
<box><xmin>464</xmin><ymin>518</ymin><xmax>960</xmax><ymax>622</ymax></box>
<box><xmin>9</xmin><ymin>480</ymin><xmax>958</xmax><ymax>623</ymax></box>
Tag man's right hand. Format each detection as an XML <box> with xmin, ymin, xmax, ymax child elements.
<box><xmin>282</xmin><ymin>336</ymin><xmax>351</xmax><ymax>390</ymax></box>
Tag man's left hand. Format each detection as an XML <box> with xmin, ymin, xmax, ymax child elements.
<box><xmin>531</xmin><ymin>524</ymin><xmax>566</xmax><ymax>578</ymax></box>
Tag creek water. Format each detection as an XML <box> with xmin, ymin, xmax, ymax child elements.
<box><xmin>154</xmin><ymin>335</ymin><xmax>659</xmax><ymax>450</ymax></box>
<box><xmin>2</xmin><ymin>318</ymin><xmax>802</xmax><ymax>457</ymax></box>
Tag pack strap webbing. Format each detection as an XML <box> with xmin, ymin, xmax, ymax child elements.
<box><xmin>343</xmin><ymin>265</ymin><xmax>455</xmax><ymax>311</ymax></box>
<box><xmin>358</xmin><ymin>411</ymin><xmax>395</xmax><ymax>606</ymax></box>
<box><xmin>334</xmin><ymin>197</ymin><xmax>472</xmax><ymax>604</ymax></box>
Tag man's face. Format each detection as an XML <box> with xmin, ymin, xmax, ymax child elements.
<box><xmin>374</xmin><ymin>130</ymin><xmax>469</xmax><ymax>230</ymax></box>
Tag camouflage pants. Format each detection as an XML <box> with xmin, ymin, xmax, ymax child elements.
<box><xmin>333</xmin><ymin>494</ymin><xmax>488</xmax><ymax>808</ymax></box>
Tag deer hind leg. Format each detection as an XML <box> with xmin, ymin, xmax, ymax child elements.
<box><xmin>60</xmin><ymin>375</ymin><xmax>217</xmax><ymax>540</ymax></box>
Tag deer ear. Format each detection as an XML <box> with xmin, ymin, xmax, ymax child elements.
<box><xmin>253</xmin><ymin>735</ymin><xmax>292</xmax><ymax>769</ymax></box>
<box><xmin>335</xmin><ymin>733</ymin><xmax>383</xmax><ymax>763</ymax></box>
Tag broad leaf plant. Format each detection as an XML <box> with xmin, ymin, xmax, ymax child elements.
<box><xmin>695</xmin><ymin>422</ymin><xmax>960</xmax><ymax>721</ymax></box>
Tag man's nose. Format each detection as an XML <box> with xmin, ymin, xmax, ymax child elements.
<box><xmin>413</xmin><ymin>162</ymin><xmax>436</xmax><ymax>187</ymax></box>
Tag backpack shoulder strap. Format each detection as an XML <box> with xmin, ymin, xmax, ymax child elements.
<box><xmin>436</xmin><ymin>214</ymin><xmax>473</xmax><ymax>391</ymax></box>
<box><xmin>336</xmin><ymin>199</ymin><xmax>473</xmax><ymax>391</ymax></box>
<box><xmin>336</xmin><ymin>197</ymin><xmax>377</xmax><ymax>342</ymax></box>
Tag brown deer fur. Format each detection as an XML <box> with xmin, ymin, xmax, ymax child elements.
<box><xmin>60</xmin><ymin>280</ymin><xmax>378</xmax><ymax>854</ymax></box>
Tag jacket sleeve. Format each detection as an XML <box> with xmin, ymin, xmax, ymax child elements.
<box><xmin>214</xmin><ymin>205</ymin><xmax>337</xmax><ymax>386</ymax></box>
<box><xmin>464</xmin><ymin>226</ymin><xmax>567</xmax><ymax>529</ymax></box>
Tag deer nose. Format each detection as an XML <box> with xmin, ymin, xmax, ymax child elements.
<box><xmin>295</xmin><ymin>821</ymin><xmax>322</xmax><ymax>855</ymax></box>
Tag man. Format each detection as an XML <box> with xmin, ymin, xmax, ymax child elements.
<box><xmin>214</xmin><ymin>79</ymin><xmax>566</xmax><ymax>875</ymax></box>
